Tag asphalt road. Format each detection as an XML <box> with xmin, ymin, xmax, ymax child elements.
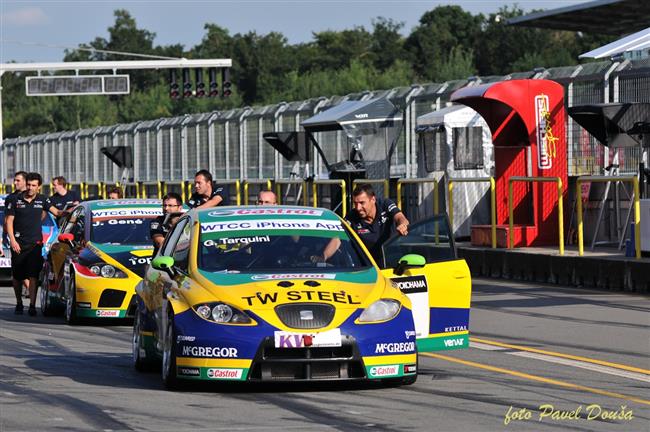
<box><xmin>1</xmin><ymin>278</ymin><xmax>648</xmax><ymax>432</ymax></box>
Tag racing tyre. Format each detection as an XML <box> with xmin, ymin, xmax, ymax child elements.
<box><xmin>39</xmin><ymin>266</ymin><xmax>52</xmax><ymax>316</ymax></box>
<box><xmin>162</xmin><ymin>309</ymin><xmax>180</xmax><ymax>389</ymax></box>
<box><xmin>133</xmin><ymin>310</ymin><xmax>154</xmax><ymax>372</ymax></box>
<box><xmin>65</xmin><ymin>271</ymin><xmax>78</xmax><ymax>325</ymax></box>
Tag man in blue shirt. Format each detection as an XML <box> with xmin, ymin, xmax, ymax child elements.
<box><xmin>187</xmin><ymin>170</ymin><xmax>229</xmax><ymax>209</ymax></box>
<box><xmin>345</xmin><ymin>183</ymin><xmax>409</xmax><ymax>264</ymax></box>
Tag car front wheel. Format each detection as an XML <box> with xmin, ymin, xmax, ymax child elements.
<box><xmin>65</xmin><ymin>271</ymin><xmax>78</xmax><ymax>325</ymax></box>
<box><xmin>161</xmin><ymin>309</ymin><xmax>180</xmax><ymax>389</ymax></box>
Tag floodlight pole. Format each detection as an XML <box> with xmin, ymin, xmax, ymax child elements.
<box><xmin>0</xmin><ymin>58</ymin><xmax>232</xmax><ymax>181</ymax></box>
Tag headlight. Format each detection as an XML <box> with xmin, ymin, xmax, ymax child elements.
<box><xmin>358</xmin><ymin>299</ymin><xmax>401</xmax><ymax>323</ymax></box>
<box><xmin>89</xmin><ymin>263</ymin><xmax>127</xmax><ymax>278</ymax></box>
<box><xmin>193</xmin><ymin>302</ymin><xmax>251</xmax><ymax>324</ymax></box>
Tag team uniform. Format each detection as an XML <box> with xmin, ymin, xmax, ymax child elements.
<box><xmin>6</xmin><ymin>193</ymin><xmax>54</xmax><ymax>280</ymax></box>
<box><xmin>345</xmin><ymin>198</ymin><xmax>402</xmax><ymax>264</ymax></box>
<box><xmin>150</xmin><ymin>214</ymin><xmax>174</xmax><ymax>254</ymax></box>
<box><xmin>187</xmin><ymin>183</ymin><xmax>229</xmax><ymax>209</ymax></box>
<box><xmin>3</xmin><ymin>190</ymin><xmax>22</xmax><ymax>248</ymax></box>
<box><xmin>49</xmin><ymin>190</ymin><xmax>80</xmax><ymax>212</ymax></box>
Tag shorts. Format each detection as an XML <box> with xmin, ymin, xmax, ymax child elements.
<box><xmin>11</xmin><ymin>244</ymin><xmax>43</xmax><ymax>281</ymax></box>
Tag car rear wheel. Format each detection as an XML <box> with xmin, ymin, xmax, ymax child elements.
<box><xmin>65</xmin><ymin>272</ymin><xmax>78</xmax><ymax>325</ymax></box>
<box><xmin>162</xmin><ymin>309</ymin><xmax>180</xmax><ymax>389</ymax></box>
<box><xmin>133</xmin><ymin>309</ymin><xmax>154</xmax><ymax>372</ymax></box>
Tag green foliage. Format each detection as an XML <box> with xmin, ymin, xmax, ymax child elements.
<box><xmin>2</xmin><ymin>5</ymin><xmax>621</xmax><ymax>138</ymax></box>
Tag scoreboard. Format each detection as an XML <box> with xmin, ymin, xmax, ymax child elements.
<box><xmin>25</xmin><ymin>75</ymin><xmax>130</xmax><ymax>96</ymax></box>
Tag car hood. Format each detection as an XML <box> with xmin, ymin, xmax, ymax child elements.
<box><xmin>194</xmin><ymin>267</ymin><xmax>387</xmax><ymax>311</ymax></box>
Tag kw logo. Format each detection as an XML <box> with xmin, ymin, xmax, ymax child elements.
<box><xmin>443</xmin><ymin>338</ymin><xmax>464</xmax><ymax>347</ymax></box>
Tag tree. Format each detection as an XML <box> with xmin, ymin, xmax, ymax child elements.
<box><xmin>405</xmin><ymin>6</ymin><xmax>483</xmax><ymax>81</ymax></box>
<box><xmin>370</xmin><ymin>17</ymin><xmax>406</xmax><ymax>71</ymax></box>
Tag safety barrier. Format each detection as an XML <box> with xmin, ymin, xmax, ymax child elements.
<box><xmin>136</xmin><ymin>181</ymin><xmax>164</xmax><ymax>199</ymax></box>
<box><xmin>576</xmin><ymin>175</ymin><xmax>641</xmax><ymax>259</ymax></box>
<box><xmin>312</xmin><ymin>179</ymin><xmax>347</xmax><ymax>216</ymax></box>
<box><xmin>448</xmin><ymin>177</ymin><xmax>496</xmax><ymax>249</ymax></box>
<box><xmin>508</xmin><ymin>176</ymin><xmax>564</xmax><ymax>255</ymax></box>
<box><xmin>275</xmin><ymin>179</ymin><xmax>308</xmax><ymax>206</ymax></box>
<box><xmin>243</xmin><ymin>179</ymin><xmax>273</xmax><ymax>205</ymax></box>
<box><xmin>396</xmin><ymin>178</ymin><xmax>439</xmax><ymax>216</ymax></box>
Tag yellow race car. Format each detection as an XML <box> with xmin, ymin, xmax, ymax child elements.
<box><xmin>40</xmin><ymin>199</ymin><xmax>163</xmax><ymax>324</ymax></box>
<box><xmin>133</xmin><ymin>206</ymin><xmax>471</xmax><ymax>388</ymax></box>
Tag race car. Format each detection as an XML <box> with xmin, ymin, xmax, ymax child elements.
<box><xmin>40</xmin><ymin>199</ymin><xmax>163</xmax><ymax>323</ymax></box>
<box><xmin>0</xmin><ymin>193</ymin><xmax>60</xmax><ymax>281</ymax></box>
<box><xmin>133</xmin><ymin>206</ymin><xmax>471</xmax><ymax>388</ymax></box>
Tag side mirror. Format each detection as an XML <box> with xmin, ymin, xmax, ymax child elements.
<box><xmin>393</xmin><ymin>253</ymin><xmax>426</xmax><ymax>276</ymax></box>
<box><xmin>58</xmin><ymin>233</ymin><xmax>74</xmax><ymax>243</ymax></box>
<box><xmin>152</xmin><ymin>256</ymin><xmax>175</xmax><ymax>277</ymax></box>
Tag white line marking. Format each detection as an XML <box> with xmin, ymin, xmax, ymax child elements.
<box><xmin>470</xmin><ymin>342</ymin><xmax>650</xmax><ymax>383</ymax></box>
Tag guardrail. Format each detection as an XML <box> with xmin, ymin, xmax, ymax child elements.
<box><xmin>576</xmin><ymin>175</ymin><xmax>640</xmax><ymax>259</ymax></box>
<box><xmin>243</xmin><ymin>179</ymin><xmax>273</xmax><ymax>205</ymax></box>
<box><xmin>312</xmin><ymin>179</ymin><xmax>347</xmax><ymax>215</ymax></box>
<box><xmin>396</xmin><ymin>178</ymin><xmax>439</xmax><ymax>216</ymax></box>
<box><xmin>508</xmin><ymin>176</ymin><xmax>564</xmax><ymax>255</ymax></box>
<box><xmin>448</xmin><ymin>177</ymin><xmax>496</xmax><ymax>248</ymax></box>
<box><xmin>275</xmin><ymin>179</ymin><xmax>308</xmax><ymax>205</ymax></box>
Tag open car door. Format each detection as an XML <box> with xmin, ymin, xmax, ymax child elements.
<box><xmin>379</xmin><ymin>215</ymin><xmax>471</xmax><ymax>352</ymax></box>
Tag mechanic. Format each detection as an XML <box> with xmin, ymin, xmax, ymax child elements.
<box><xmin>255</xmin><ymin>189</ymin><xmax>340</xmax><ymax>264</ymax></box>
<box><xmin>3</xmin><ymin>171</ymin><xmax>27</xmax><ymax>256</ymax></box>
<box><xmin>187</xmin><ymin>169</ymin><xmax>229</xmax><ymax>209</ymax></box>
<box><xmin>150</xmin><ymin>192</ymin><xmax>183</xmax><ymax>254</ymax></box>
<box><xmin>50</xmin><ymin>176</ymin><xmax>80</xmax><ymax>220</ymax></box>
<box><xmin>345</xmin><ymin>183</ymin><xmax>409</xmax><ymax>263</ymax></box>
<box><xmin>6</xmin><ymin>172</ymin><xmax>65</xmax><ymax>316</ymax></box>
<box><xmin>256</xmin><ymin>189</ymin><xmax>277</xmax><ymax>205</ymax></box>
<box><xmin>107</xmin><ymin>186</ymin><xmax>123</xmax><ymax>199</ymax></box>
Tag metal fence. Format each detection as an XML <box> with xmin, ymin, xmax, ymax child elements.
<box><xmin>2</xmin><ymin>58</ymin><xmax>649</xmax><ymax>186</ymax></box>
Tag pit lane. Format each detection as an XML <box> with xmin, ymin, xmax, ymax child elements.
<box><xmin>1</xmin><ymin>278</ymin><xmax>648</xmax><ymax>432</ymax></box>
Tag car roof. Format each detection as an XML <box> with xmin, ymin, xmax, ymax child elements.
<box><xmin>86</xmin><ymin>198</ymin><xmax>162</xmax><ymax>210</ymax></box>
<box><xmin>196</xmin><ymin>206</ymin><xmax>341</xmax><ymax>223</ymax></box>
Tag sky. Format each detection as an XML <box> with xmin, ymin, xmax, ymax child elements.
<box><xmin>1</xmin><ymin>1</ymin><xmax>593</xmax><ymax>63</ymax></box>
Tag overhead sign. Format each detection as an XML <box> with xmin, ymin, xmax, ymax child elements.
<box><xmin>25</xmin><ymin>75</ymin><xmax>130</xmax><ymax>96</ymax></box>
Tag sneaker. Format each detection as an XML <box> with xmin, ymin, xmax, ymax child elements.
<box><xmin>28</xmin><ymin>305</ymin><xmax>37</xmax><ymax>317</ymax></box>
<box><xmin>14</xmin><ymin>304</ymin><xmax>24</xmax><ymax>315</ymax></box>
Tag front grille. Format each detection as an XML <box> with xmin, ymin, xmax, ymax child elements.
<box><xmin>248</xmin><ymin>336</ymin><xmax>365</xmax><ymax>381</ymax></box>
<box><xmin>98</xmin><ymin>289</ymin><xmax>126</xmax><ymax>307</ymax></box>
<box><xmin>275</xmin><ymin>303</ymin><xmax>334</xmax><ymax>329</ymax></box>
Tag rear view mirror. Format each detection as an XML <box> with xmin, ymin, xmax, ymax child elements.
<box><xmin>152</xmin><ymin>256</ymin><xmax>175</xmax><ymax>277</ymax></box>
<box><xmin>393</xmin><ymin>254</ymin><xmax>426</xmax><ymax>276</ymax></box>
<box><xmin>152</xmin><ymin>256</ymin><xmax>174</xmax><ymax>270</ymax></box>
<box><xmin>58</xmin><ymin>233</ymin><xmax>74</xmax><ymax>243</ymax></box>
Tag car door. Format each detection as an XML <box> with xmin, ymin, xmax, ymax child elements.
<box><xmin>49</xmin><ymin>206</ymin><xmax>85</xmax><ymax>287</ymax></box>
<box><xmin>141</xmin><ymin>217</ymin><xmax>189</xmax><ymax>346</ymax></box>
<box><xmin>379</xmin><ymin>215</ymin><xmax>471</xmax><ymax>352</ymax></box>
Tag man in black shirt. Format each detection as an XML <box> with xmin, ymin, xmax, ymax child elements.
<box><xmin>150</xmin><ymin>192</ymin><xmax>183</xmax><ymax>254</ymax></box>
<box><xmin>345</xmin><ymin>183</ymin><xmax>409</xmax><ymax>264</ymax></box>
<box><xmin>6</xmin><ymin>172</ymin><xmax>64</xmax><ymax>316</ymax></box>
<box><xmin>3</xmin><ymin>171</ymin><xmax>27</xmax><ymax>254</ymax></box>
<box><xmin>50</xmin><ymin>176</ymin><xmax>80</xmax><ymax>221</ymax></box>
<box><xmin>187</xmin><ymin>169</ymin><xmax>229</xmax><ymax>209</ymax></box>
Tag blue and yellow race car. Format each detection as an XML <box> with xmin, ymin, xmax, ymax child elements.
<box><xmin>41</xmin><ymin>199</ymin><xmax>163</xmax><ymax>323</ymax></box>
<box><xmin>133</xmin><ymin>206</ymin><xmax>471</xmax><ymax>388</ymax></box>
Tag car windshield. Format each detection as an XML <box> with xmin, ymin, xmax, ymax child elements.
<box><xmin>91</xmin><ymin>217</ymin><xmax>155</xmax><ymax>245</ymax></box>
<box><xmin>199</xmin><ymin>227</ymin><xmax>372</xmax><ymax>273</ymax></box>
